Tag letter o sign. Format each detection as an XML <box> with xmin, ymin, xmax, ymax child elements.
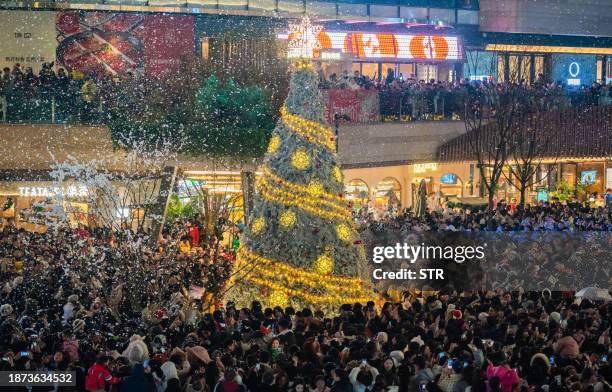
<box><xmin>569</xmin><ymin>62</ymin><xmax>580</xmax><ymax>77</ymax></box>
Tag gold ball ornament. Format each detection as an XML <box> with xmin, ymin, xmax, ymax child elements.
<box><xmin>269</xmin><ymin>289</ymin><xmax>289</xmax><ymax>307</ymax></box>
<box><xmin>333</xmin><ymin>166</ymin><xmax>343</xmax><ymax>183</ymax></box>
<box><xmin>251</xmin><ymin>217</ymin><xmax>266</xmax><ymax>235</ymax></box>
<box><xmin>313</xmin><ymin>253</ymin><xmax>334</xmax><ymax>275</ymax></box>
<box><xmin>267</xmin><ymin>135</ymin><xmax>281</xmax><ymax>154</ymax></box>
<box><xmin>307</xmin><ymin>180</ymin><xmax>324</xmax><ymax>196</ymax></box>
<box><xmin>291</xmin><ymin>149</ymin><xmax>310</xmax><ymax>170</ymax></box>
<box><xmin>336</xmin><ymin>224</ymin><xmax>352</xmax><ymax>242</ymax></box>
<box><xmin>279</xmin><ymin>210</ymin><xmax>297</xmax><ymax>229</ymax></box>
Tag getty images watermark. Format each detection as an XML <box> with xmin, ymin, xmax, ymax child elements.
<box><xmin>370</xmin><ymin>243</ymin><xmax>486</xmax><ymax>281</ymax></box>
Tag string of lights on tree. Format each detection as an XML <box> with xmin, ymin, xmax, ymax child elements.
<box><xmin>230</xmin><ymin>17</ymin><xmax>374</xmax><ymax>310</ymax></box>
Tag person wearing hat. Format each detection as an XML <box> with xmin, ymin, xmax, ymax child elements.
<box><xmin>122</xmin><ymin>335</ymin><xmax>150</xmax><ymax>365</ymax></box>
<box><xmin>186</xmin><ymin>346</ymin><xmax>212</xmax><ymax>369</ymax></box>
<box><xmin>446</xmin><ymin>309</ymin><xmax>466</xmax><ymax>343</ymax></box>
<box><xmin>169</xmin><ymin>347</ymin><xmax>191</xmax><ymax>381</ymax></box>
<box><xmin>409</xmin><ymin>356</ymin><xmax>434</xmax><ymax>392</ymax></box>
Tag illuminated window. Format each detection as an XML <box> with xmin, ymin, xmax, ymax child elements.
<box><xmin>345</xmin><ymin>179</ymin><xmax>370</xmax><ymax>209</ymax></box>
<box><xmin>498</xmin><ymin>55</ymin><xmax>506</xmax><ymax>82</ymax></box>
<box><xmin>521</xmin><ymin>55</ymin><xmax>532</xmax><ymax>83</ymax></box>
<box><xmin>535</xmin><ymin>56</ymin><xmax>544</xmax><ymax>79</ymax></box>
<box><xmin>360</xmin><ymin>63</ymin><xmax>378</xmax><ymax>79</ymax></box>
<box><xmin>508</xmin><ymin>55</ymin><xmax>519</xmax><ymax>82</ymax></box>
<box><xmin>374</xmin><ymin>177</ymin><xmax>401</xmax><ymax>208</ymax></box>
<box><xmin>201</xmin><ymin>37</ymin><xmax>210</xmax><ymax>61</ymax></box>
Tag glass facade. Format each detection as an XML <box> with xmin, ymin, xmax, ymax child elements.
<box><xmin>0</xmin><ymin>0</ymin><xmax>479</xmax><ymax>24</ymax></box>
<box><xmin>496</xmin><ymin>53</ymin><xmax>548</xmax><ymax>83</ymax></box>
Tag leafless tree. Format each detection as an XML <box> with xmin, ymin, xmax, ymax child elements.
<box><xmin>49</xmin><ymin>140</ymin><xmax>175</xmax><ymax>234</ymax></box>
<box><xmin>503</xmin><ymin>105</ymin><xmax>560</xmax><ymax>208</ymax></box>
<box><xmin>463</xmin><ymin>84</ymin><xmax>527</xmax><ymax>210</ymax></box>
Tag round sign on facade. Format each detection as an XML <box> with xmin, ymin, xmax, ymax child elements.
<box><xmin>569</xmin><ymin>62</ymin><xmax>580</xmax><ymax>77</ymax></box>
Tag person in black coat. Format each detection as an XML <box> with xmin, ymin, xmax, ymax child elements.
<box><xmin>119</xmin><ymin>363</ymin><xmax>155</xmax><ymax>392</ymax></box>
<box><xmin>330</xmin><ymin>368</ymin><xmax>352</xmax><ymax>392</ymax></box>
<box><xmin>277</xmin><ymin>318</ymin><xmax>296</xmax><ymax>348</ymax></box>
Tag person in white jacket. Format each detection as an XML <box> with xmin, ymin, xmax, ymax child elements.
<box><xmin>349</xmin><ymin>361</ymin><xmax>379</xmax><ymax>392</ymax></box>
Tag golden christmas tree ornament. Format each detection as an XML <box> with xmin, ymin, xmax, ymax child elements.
<box><xmin>306</xmin><ymin>180</ymin><xmax>324</xmax><ymax>196</ymax></box>
<box><xmin>251</xmin><ymin>217</ymin><xmax>266</xmax><ymax>235</ymax></box>
<box><xmin>267</xmin><ymin>135</ymin><xmax>281</xmax><ymax>154</ymax></box>
<box><xmin>291</xmin><ymin>149</ymin><xmax>310</xmax><ymax>170</ymax></box>
<box><xmin>269</xmin><ymin>289</ymin><xmax>289</xmax><ymax>307</ymax></box>
<box><xmin>313</xmin><ymin>252</ymin><xmax>334</xmax><ymax>275</ymax></box>
<box><xmin>279</xmin><ymin>210</ymin><xmax>297</xmax><ymax>229</ymax></box>
<box><xmin>336</xmin><ymin>223</ymin><xmax>352</xmax><ymax>242</ymax></box>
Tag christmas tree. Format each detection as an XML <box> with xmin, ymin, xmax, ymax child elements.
<box><xmin>229</xmin><ymin>19</ymin><xmax>373</xmax><ymax>310</ymax></box>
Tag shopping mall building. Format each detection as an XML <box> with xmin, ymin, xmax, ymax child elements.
<box><xmin>1</xmin><ymin>0</ymin><xmax>612</xmax><ymax>229</ymax></box>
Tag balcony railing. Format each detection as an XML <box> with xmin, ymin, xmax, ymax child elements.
<box><xmin>2</xmin><ymin>85</ymin><xmax>611</xmax><ymax>125</ymax></box>
<box><xmin>324</xmin><ymin>86</ymin><xmax>612</xmax><ymax>124</ymax></box>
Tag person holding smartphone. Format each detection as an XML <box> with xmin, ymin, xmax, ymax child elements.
<box><xmin>409</xmin><ymin>356</ymin><xmax>434</xmax><ymax>392</ymax></box>
<box><xmin>349</xmin><ymin>360</ymin><xmax>379</xmax><ymax>392</ymax></box>
<box><xmin>437</xmin><ymin>360</ymin><xmax>466</xmax><ymax>392</ymax></box>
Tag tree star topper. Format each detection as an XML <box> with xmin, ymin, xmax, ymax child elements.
<box><xmin>287</xmin><ymin>17</ymin><xmax>322</xmax><ymax>59</ymax></box>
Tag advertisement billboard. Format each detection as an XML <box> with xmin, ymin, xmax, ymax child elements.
<box><xmin>288</xmin><ymin>30</ymin><xmax>463</xmax><ymax>61</ymax></box>
<box><xmin>0</xmin><ymin>11</ymin><xmax>58</xmax><ymax>72</ymax></box>
<box><xmin>551</xmin><ymin>54</ymin><xmax>596</xmax><ymax>87</ymax></box>
<box><xmin>323</xmin><ymin>89</ymin><xmax>379</xmax><ymax>124</ymax></box>
<box><xmin>56</xmin><ymin>11</ymin><xmax>195</xmax><ymax>77</ymax></box>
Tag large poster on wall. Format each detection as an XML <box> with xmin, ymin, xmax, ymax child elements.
<box><xmin>551</xmin><ymin>54</ymin><xmax>596</xmax><ymax>87</ymax></box>
<box><xmin>56</xmin><ymin>11</ymin><xmax>195</xmax><ymax>77</ymax></box>
<box><xmin>323</xmin><ymin>89</ymin><xmax>379</xmax><ymax>124</ymax></box>
<box><xmin>0</xmin><ymin>11</ymin><xmax>58</xmax><ymax>72</ymax></box>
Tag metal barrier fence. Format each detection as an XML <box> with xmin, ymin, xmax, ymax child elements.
<box><xmin>1</xmin><ymin>89</ymin><xmax>610</xmax><ymax>125</ymax></box>
<box><xmin>0</xmin><ymin>95</ymin><xmax>104</xmax><ymax>124</ymax></box>
<box><xmin>379</xmin><ymin>90</ymin><xmax>460</xmax><ymax>122</ymax></box>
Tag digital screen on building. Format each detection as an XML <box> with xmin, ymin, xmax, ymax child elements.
<box><xmin>580</xmin><ymin>170</ymin><xmax>597</xmax><ymax>185</ymax></box>
<box><xmin>537</xmin><ymin>188</ymin><xmax>549</xmax><ymax>202</ymax></box>
<box><xmin>440</xmin><ymin>173</ymin><xmax>458</xmax><ymax>184</ymax></box>
<box><xmin>551</xmin><ymin>54</ymin><xmax>596</xmax><ymax>87</ymax></box>
<box><xmin>288</xmin><ymin>30</ymin><xmax>463</xmax><ymax>61</ymax></box>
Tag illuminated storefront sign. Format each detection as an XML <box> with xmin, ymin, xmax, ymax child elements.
<box><xmin>552</xmin><ymin>54</ymin><xmax>596</xmax><ymax>87</ymax></box>
<box><xmin>440</xmin><ymin>173</ymin><xmax>458</xmax><ymax>184</ymax></box>
<box><xmin>567</xmin><ymin>62</ymin><xmax>580</xmax><ymax>86</ymax></box>
<box><xmin>18</xmin><ymin>185</ymin><xmax>89</xmax><ymax>198</ymax></box>
<box><xmin>413</xmin><ymin>163</ymin><xmax>438</xmax><ymax>173</ymax></box>
<box><xmin>287</xmin><ymin>30</ymin><xmax>463</xmax><ymax>61</ymax></box>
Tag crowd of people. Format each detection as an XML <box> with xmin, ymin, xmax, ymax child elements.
<box><xmin>320</xmin><ymin>68</ymin><xmax>612</xmax><ymax>121</ymax></box>
<box><xmin>0</xmin><ymin>197</ymin><xmax>610</xmax><ymax>391</ymax></box>
<box><xmin>0</xmin><ymin>62</ymin><xmax>136</xmax><ymax>124</ymax></box>
<box><xmin>353</xmin><ymin>198</ymin><xmax>612</xmax><ymax>233</ymax></box>
<box><xmin>2</xmin><ymin>62</ymin><xmax>612</xmax><ymax>124</ymax></box>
